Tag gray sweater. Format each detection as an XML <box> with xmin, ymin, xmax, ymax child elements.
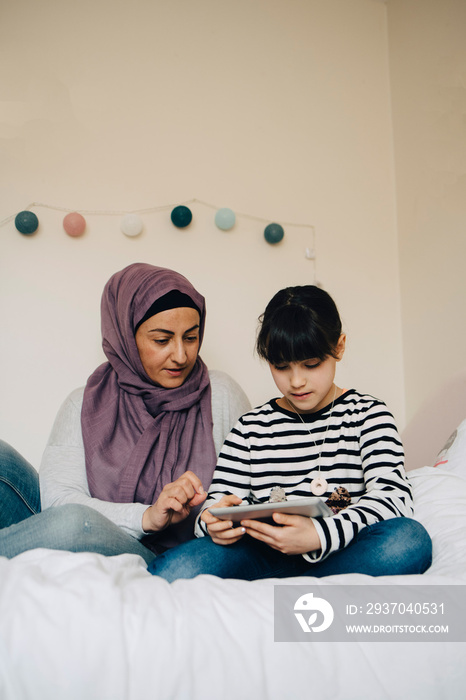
<box><xmin>39</xmin><ymin>370</ymin><xmax>250</xmax><ymax>539</ymax></box>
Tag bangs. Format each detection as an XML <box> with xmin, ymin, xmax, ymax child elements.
<box><xmin>258</xmin><ymin>306</ymin><xmax>334</xmax><ymax>365</ymax></box>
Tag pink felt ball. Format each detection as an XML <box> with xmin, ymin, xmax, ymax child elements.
<box><xmin>63</xmin><ymin>212</ymin><xmax>86</xmax><ymax>237</ymax></box>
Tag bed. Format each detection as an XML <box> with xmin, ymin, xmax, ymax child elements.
<box><xmin>1</xmin><ymin>420</ymin><xmax>466</xmax><ymax>700</ymax></box>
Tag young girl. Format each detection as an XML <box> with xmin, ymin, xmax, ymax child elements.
<box><xmin>148</xmin><ymin>285</ymin><xmax>432</xmax><ymax>581</ymax></box>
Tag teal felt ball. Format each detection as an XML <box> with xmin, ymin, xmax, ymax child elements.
<box><xmin>264</xmin><ymin>223</ymin><xmax>284</xmax><ymax>244</ymax></box>
<box><xmin>15</xmin><ymin>211</ymin><xmax>39</xmax><ymax>235</ymax></box>
<box><xmin>215</xmin><ymin>208</ymin><xmax>236</xmax><ymax>231</ymax></box>
<box><xmin>171</xmin><ymin>205</ymin><xmax>193</xmax><ymax>228</ymax></box>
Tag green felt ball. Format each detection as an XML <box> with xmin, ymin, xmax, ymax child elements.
<box><xmin>171</xmin><ymin>206</ymin><xmax>193</xmax><ymax>228</ymax></box>
<box><xmin>264</xmin><ymin>223</ymin><xmax>284</xmax><ymax>244</ymax></box>
<box><xmin>15</xmin><ymin>211</ymin><xmax>39</xmax><ymax>235</ymax></box>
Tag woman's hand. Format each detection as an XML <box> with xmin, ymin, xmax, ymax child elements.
<box><xmin>142</xmin><ymin>471</ymin><xmax>207</xmax><ymax>533</ymax></box>
<box><xmin>240</xmin><ymin>512</ymin><xmax>321</xmax><ymax>555</ymax></box>
<box><xmin>201</xmin><ymin>494</ymin><xmax>246</xmax><ymax>545</ymax></box>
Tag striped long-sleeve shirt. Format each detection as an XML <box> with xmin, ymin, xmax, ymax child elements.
<box><xmin>195</xmin><ymin>389</ymin><xmax>413</xmax><ymax>563</ymax></box>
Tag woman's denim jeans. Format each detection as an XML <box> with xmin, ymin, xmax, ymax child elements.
<box><xmin>148</xmin><ymin>517</ymin><xmax>432</xmax><ymax>582</ymax></box>
<box><xmin>0</xmin><ymin>440</ymin><xmax>155</xmax><ymax>564</ymax></box>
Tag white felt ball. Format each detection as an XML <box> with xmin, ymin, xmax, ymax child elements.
<box><xmin>121</xmin><ymin>214</ymin><xmax>143</xmax><ymax>237</ymax></box>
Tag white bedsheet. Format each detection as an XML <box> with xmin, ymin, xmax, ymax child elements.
<box><xmin>1</xmin><ymin>466</ymin><xmax>465</xmax><ymax>700</ymax></box>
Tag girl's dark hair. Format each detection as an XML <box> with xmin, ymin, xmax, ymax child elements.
<box><xmin>256</xmin><ymin>285</ymin><xmax>342</xmax><ymax>365</ymax></box>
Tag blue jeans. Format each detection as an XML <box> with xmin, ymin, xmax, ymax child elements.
<box><xmin>0</xmin><ymin>440</ymin><xmax>41</xmax><ymax>527</ymax></box>
<box><xmin>0</xmin><ymin>440</ymin><xmax>156</xmax><ymax>565</ymax></box>
<box><xmin>148</xmin><ymin>518</ymin><xmax>432</xmax><ymax>582</ymax></box>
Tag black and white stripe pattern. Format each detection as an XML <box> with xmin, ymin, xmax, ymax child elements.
<box><xmin>195</xmin><ymin>390</ymin><xmax>413</xmax><ymax>563</ymax></box>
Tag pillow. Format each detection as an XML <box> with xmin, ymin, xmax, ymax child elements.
<box><xmin>409</xmin><ymin>466</ymin><xmax>466</xmax><ymax>577</ymax></box>
<box><xmin>431</xmin><ymin>417</ymin><xmax>466</xmax><ymax>476</ymax></box>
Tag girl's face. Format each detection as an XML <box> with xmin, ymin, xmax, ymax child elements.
<box><xmin>135</xmin><ymin>307</ymin><xmax>200</xmax><ymax>387</ymax></box>
<box><xmin>270</xmin><ymin>335</ymin><xmax>346</xmax><ymax>413</ymax></box>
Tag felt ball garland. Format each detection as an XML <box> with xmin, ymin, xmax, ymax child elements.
<box><xmin>6</xmin><ymin>200</ymin><xmax>315</xmax><ymax>267</ymax></box>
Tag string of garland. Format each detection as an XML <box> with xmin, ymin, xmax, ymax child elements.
<box><xmin>1</xmin><ymin>198</ymin><xmax>316</xmax><ymax>256</ymax></box>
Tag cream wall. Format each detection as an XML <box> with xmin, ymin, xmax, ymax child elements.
<box><xmin>388</xmin><ymin>0</ymin><xmax>466</xmax><ymax>468</ymax></box>
<box><xmin>0</xmin><ymin>0</ymin><xmax>403</xmax><ymax>467</ymax></box>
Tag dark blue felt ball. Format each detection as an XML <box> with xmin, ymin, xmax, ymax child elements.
<box><xmin>171</xmin><ymin>205</ymin><xmax>193</xmax><ymax>228</ymax></box>
<box><xmin>15</xmin><ymin>211</ymin><xmax>39</xmax><ymax>235</ymax></box>
<box><xmin>264</xmin><ymin>223</ymin><xmax>284</xmax><ymax>244</ymax></box>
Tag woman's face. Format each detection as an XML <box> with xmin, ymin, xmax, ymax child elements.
<box><xmin>135</xmin><ymin>307</ymin><xmax>200</xmax><ymax>387</ymax></box>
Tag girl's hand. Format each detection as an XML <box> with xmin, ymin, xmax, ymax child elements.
<box><xmin>142</xmin><ymin>471</ymin><xmax>206</xmax><ymax>533</ymax></box>
<box><xmin>241</xmin><ymin>512</ymin><xmax>321</xmax><ymax>555</ymax></box>
<box><xmin>201</xmin><ymin>494</ymin><xmax>245</xmax><ymax>545</ymax></box>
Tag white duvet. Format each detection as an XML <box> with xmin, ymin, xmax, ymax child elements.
<box><xmin>1</xmin><ymin>467</ymin><xmax>465</xmax><ymax>700</ymax></box>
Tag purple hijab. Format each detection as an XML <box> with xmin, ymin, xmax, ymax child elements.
<box><xmin>81</xmin><ymin>263</ymin><xmax>217</xmax><ymax>548</ymax></box>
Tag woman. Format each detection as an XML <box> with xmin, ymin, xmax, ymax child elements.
<box><xmin>0</xmin><ymin>263</ymin><xmax>250</xmax><ymax>564</ymax></box>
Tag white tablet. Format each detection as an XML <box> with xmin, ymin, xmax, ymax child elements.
<box><xmin>209</xmin><ymin>497</ymin><xmax>333</xmax><ymax>522</ymax></box>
